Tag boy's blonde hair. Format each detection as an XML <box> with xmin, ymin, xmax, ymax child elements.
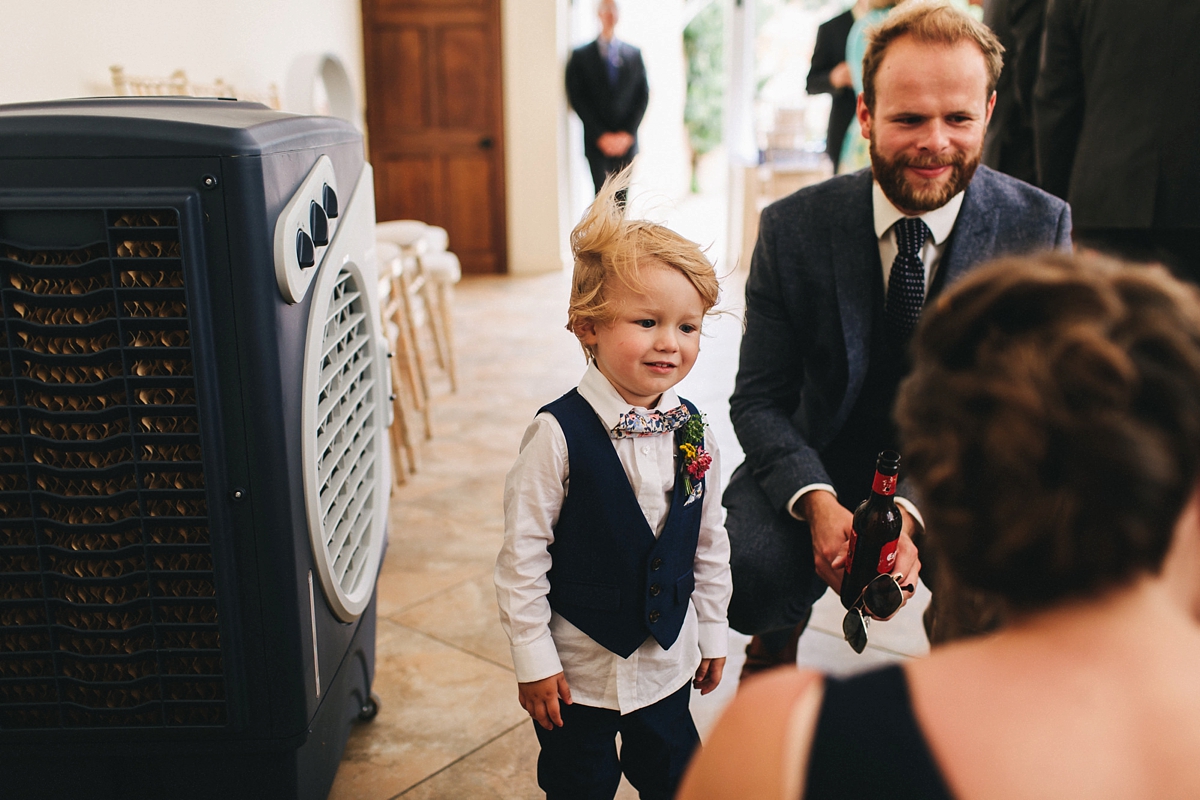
<box><xmin>567</xmin><ymin>165</ymin><xmax>720</xmax><ymax>360</ymax></box>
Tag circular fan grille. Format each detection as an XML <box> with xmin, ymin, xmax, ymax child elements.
<box><xmin>303</xmin><ymin>262</ymin><xmax>387</xmax><ymax>621</ymax></box>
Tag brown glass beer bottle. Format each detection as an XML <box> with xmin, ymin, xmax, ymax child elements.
<box><xmin>840</xmin><ymin>451</ymin><xmax>903</xmax><ymax>609</ymax></box>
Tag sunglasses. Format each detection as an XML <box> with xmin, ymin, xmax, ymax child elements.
<box><xmin>842</xmin><ymin>573</ymin><xmax>914</xmax><ymax>654</ymax></box>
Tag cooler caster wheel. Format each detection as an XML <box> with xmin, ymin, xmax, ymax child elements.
<box><xmin>359</xmin><ymin>691</ymin><xmax>381</xmax><ymax>721</ymax></box>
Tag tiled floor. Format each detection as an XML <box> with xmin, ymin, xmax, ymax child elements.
<box><xmin>328</xmin><ymin>198</ymin><xmax>930</xmax><ymax>799</ymax></box>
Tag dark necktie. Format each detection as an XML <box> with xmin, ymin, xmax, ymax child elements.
<box><xmin>885</xmin><ymin>217</ymin><xmax>930</xmax><ymax>338</ymax></box>
<box><xmin>605</xmin><ymin>42</ymin><xmax>620</xmax><ymax>85</ymax></box>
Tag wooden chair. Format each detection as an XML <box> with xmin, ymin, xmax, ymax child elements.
<box><xmin>379</xmin><ymin>279</ymin><xmax>410</xmax><ymax>486</ymax></box>
<box><xmin>375</xmin><ymin>220</ymin><xmax>460</xmax><ymax>393</ymax></box>
<box><xmin>414</xmin><ymin>227</ymin><xmax>460</xmax><ymax>393</ymax></box>
<box><xmin>378</xmin><ymin>243</ymin><xmax>426</xmax><ymax>479</ymax></box>
<box><xmin>376</xmin><ymin>237</ymin><xmax>434</xmax><ymax>441</ymax></box>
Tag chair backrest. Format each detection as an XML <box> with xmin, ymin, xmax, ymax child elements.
<box><xmin>375</xmin><ymin>220</ymin><xmax>430</xmax><ymax>252</ymax></box>
<box><xmin>376</xmin><ymin>240</ymin><xmax>404</xmax><ymax>277</ymax></box>
<box><xmin>422</xmin><ymin>225</ymin><xmax>449</xmax><ymax>254</ymax></box>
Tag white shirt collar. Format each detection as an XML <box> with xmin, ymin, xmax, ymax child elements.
<box><xmin>872</xmin><ymin>181</ymin><xmax>964</xmax><ymax>245</ymax></box>
<box><xmin>577</xmin><ymin>362</ymin><xmax>681</xmax><ymax>433</ymax></box>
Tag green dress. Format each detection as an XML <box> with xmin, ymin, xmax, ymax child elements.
<box><xmin>836</xmin><ymin>7</ymin><xmax>890</xmax><ymax>174</ymax></box>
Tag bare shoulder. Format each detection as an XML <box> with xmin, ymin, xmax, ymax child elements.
<box><xmin>678</xmin><ymin>667</ymin><xmax>825</xmax><ymax>800</ymax></box>
<box><xmin>906</xmin><ymin>630</ymin><xmax>1200</xmax><ymax>799</ymax></box>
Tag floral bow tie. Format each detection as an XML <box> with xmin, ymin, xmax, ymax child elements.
<box><xmin>610</xmin><ymin>405</ymin><xmax>691</xmax><ymax>438</ymax></box>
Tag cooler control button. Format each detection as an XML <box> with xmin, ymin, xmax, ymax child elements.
<box><xmin>323</xmin><ymin>183</ymin><xmax>339</xmax><ymax>218</ymax></box>
<box><xmin>296</xmin><ymin>230</ymin><xmax>315</xmax><ymax>269</ymax></box>
<box><xmin>310</xmin><ymin>201</ymin><xmax>329</xmax><ymax>246</ymax></box>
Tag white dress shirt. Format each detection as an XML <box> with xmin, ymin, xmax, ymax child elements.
<box><xmin>495</xmin><ymin>363</ymin><xmax>732</xmax><ymax>714</ymax></box>
<box><xmin>873</xmin><ymin>181</ymin><xmax>965</xmax><ymax>296</ymax></box>
<box><xmin>786</xmin><ymin>182</ymin><xmax>964</xmax><ymax>526</ymax></box>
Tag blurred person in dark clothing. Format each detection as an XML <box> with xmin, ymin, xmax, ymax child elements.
<box><xmin>806</xmin><ymin>1</ymin><xmax>867</xmax><ymax>172</ymax></box>
<box><xmin>981</xmin><ymin>0</ymin><xmax>1045</xmax><ymax>184</ymax></box>
<box><xmin>566</xmin><ymin>0</ymin><xmax>649</xmax><ymax>196</ymax></box>
<box><xmin>1035</xmin><ymin>0</ymin><xmax>1200</xmax><ymax>283</ymax></box>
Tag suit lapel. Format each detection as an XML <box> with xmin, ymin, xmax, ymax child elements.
<box><xmin>586</xmin><ymin>40</ymin><xmax>607</xmax><ymax>84</ymax></box>
<box><xmin>938</xmin><ymin>175</ymin><xmax>1001</xmax><ymax>289</ymax></box>
<box><xmin>831</xmin><ymin>173</ymin><xmax>882</xmax><ymax>426</ymax></box>
<box><xmin>611</xmin><ymin>42</ymin><xmax>629</xmax><ymax>89</ymax></box>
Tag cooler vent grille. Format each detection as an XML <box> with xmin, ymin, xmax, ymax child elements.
<box><xmin>314</xmin><ymin>269</ymin><xmax>379</xmax><ymax>601</ymax></box>
<box><xmin>0</xmin><ymin>207</ymin><xmax>226</xmax><ymax>730</ymax></box>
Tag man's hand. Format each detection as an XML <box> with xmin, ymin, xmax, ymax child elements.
<box><xmin>890</xmin><ymin>507</ymin><xmax>922</xmax><ymax>605</ymax></box>
<box><xmin>518</xmin><ymin>673</ymin><xmax>572</xmax><ymax>730</ymax></box>
<box><xmin>861</xmin><ymin>511</ymin><xmax>922</xmax><ymax>620</ymax></box>
<box><xmin>798</xmin><ymin>490</ymin><xmax>853</xmax><ymax>592</ymax></box>
<box><xmin>596</xmin><ymin>131</ymin><xmax>635</xmax><ymax>157</ymax></box>
<box><xmin>693</xmin><ymin>657</ymin><xmax>726</xmax><ymax>695</ymax></box>
<box><xmin>829</xmin><ymin>61</ymin><xmax>853</xmax><ymax>89</ymax></box>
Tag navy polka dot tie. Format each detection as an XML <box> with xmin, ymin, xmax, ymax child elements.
<box><xmin>885</xmin><ymin>217</ymin><xmax>930</xmax><ymax>338</ymax></box>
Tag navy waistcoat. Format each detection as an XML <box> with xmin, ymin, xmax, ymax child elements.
<box><xmin>540</xmin><ymin>389</ymin><xmax>704</xmax><ymax>658</ymax></box>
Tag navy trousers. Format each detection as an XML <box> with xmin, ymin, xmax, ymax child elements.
<box><xmin>533</xmin><ymin>681</ymin><xmax>698</xmax><ymax>800</ymax></box>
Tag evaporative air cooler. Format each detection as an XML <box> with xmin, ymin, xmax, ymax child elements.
<box><xmin>0</xmin><ymin>97</ymin><xmax>390</xmax><ymax>799</ymax></box>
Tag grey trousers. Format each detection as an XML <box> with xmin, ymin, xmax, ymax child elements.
<box><xmin>722</xmin><ymin>463</ymin><xmax>829</xmax><ymax>637</ymax></box>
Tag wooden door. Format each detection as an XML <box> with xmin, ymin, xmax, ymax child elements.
<box><xmin>362</xmin><ymin>0</ymin><xmax>507</xmax><ymax>274</ymax></box>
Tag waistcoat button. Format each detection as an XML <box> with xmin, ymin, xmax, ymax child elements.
<box><xmin>651</xmin><ymin>557</ymin><xmax>663</xmax><ymax>571</ymax></box>
<box><xmin>648</xmin><ymin>610</ymin><xmax>661</xmax><ymax>623</ymax></box>
<box><xmin>649</xmin><ymin>583</ymin><xmax>661</xmax><ymax>597</ymax></box>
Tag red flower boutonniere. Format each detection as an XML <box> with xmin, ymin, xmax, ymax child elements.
<box><xmin>679</xmin><ymin>414</ymin><xmax>711</xmax><ymax>499</ymax></box>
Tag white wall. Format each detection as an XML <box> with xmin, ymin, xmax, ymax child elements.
<box><xmin>506</xmin><ymin>0</ymin><xmax>694</xmax><ymax>277</ymax></box>
<box><xmin>0</xmin><ymin>0</ymin><xmax>633</xmax><ymax>279</ymax></box>
<box><xmin>502</xmin><ymin>0</ymin><xmax>574</xmax><ymax>276</ymax></box>
<box><xmin>0</xmin><ymin>0</ymin><xmax>365</xmax><ymax>122</ymax></box>
<box><xmin>568</xmin><ymin>0</ymin><xmax>693</xmax><ymax>229</ymax></box>
<box><xmin>614</xmin><ymin>0</ymin><xmax>691</xmax><ymax>202</ymax></box>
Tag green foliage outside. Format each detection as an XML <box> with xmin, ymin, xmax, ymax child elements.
<box><xmin>683</xmin><ymin>2</ymin><xmax>724</xmax><ymax>193</ymax></box>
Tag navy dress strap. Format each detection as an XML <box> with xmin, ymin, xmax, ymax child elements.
<box><xmin>803</xmin><ymin>665</ymin><xmax>954</xmax><ymax>800</ymax></box>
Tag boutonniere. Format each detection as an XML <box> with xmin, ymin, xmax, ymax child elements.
<box><xmin>679</xmin><ymin>414</ymin><xmax>712</xmax><ymax>504</ymax></box>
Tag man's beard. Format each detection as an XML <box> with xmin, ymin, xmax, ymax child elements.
<box><xmin>870</xmin><ymin>137</ymin><xmax>981</xmax><ymax>213</ymax></box>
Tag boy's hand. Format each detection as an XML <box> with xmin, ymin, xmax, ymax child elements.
<box><xmin>518</xmin><ymin>673</ymin><xmax>572</xmax><ymax>730</ymax></box>
<box><xmin>693</xmin><ymin>657</ymin><xmax>725</xmax><ymax>695</ymax></box>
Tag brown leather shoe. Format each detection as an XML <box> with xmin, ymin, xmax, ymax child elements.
<box><xmin>738</xmin><ymin>608</ymin><xmax>813</xmax><ymax>682</ymax></box>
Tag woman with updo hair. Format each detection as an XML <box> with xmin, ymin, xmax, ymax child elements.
<box><xmin>679</xmin><ymin>252</ymin><xmax>1200</xmax><ymax>799</ymax></box>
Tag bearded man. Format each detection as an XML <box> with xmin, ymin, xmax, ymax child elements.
<box><xmin>724</xmin><ymin>0</ymin><xmax>1070</xmax><ymax>674</ymax></box>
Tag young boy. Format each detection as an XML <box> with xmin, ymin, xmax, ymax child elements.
<box><xmin>494</xmin><ymin>169</ymin><xmax>732</xmax><ymax>800</ymax></box>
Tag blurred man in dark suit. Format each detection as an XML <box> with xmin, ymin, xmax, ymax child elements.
<box><xmin>981</xmin><ymin>0</ymin><xmax>1045</xmax><ymax>184</ymax></box>
<box><xmin>1035</xmin><ymin>0</ymin><xmax>1200</xmax><ymax>282</ymax></box>
<box><xmin>566</xmin><ymin>0</ymin><xmax>650</xmax><ymax>195</ymax></box>
<box><xmin>806</xmin><ymin>2</ymin><xmax>864</xmax><ymax>172</ymax></box>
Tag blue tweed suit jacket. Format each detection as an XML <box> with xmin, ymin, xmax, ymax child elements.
<box><xmin>728</xmin><ymin>166</ymin><xmax>1071</xmax><ymax>512</ymax></box>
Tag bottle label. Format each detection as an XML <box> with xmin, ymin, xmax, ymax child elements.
<box><xmin>876</xmin><ymin>538</ymin><xmax>898</xmax><ymax>574</ymax></box>
<box><xmin>872</xmin><ymin>471</ymin><xmax>897</xmax><ymax>496</ymax></box>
